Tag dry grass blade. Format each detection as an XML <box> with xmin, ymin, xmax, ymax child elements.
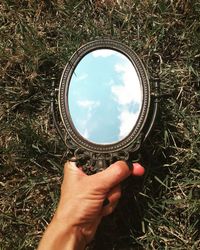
<box><xmin>0</xmin><ymin>0</ymin><xmax>199</xmax><ymax>249</ymax></box>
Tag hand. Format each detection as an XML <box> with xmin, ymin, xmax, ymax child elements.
<box><xmin>38</xmin><ymin>161</ymin><xmax>144</xmax><ymax>250</ymax></box>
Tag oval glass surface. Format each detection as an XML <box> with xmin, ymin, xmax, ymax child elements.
<box><xmin>68</xmin><ymin>49</ymin><xmax>143</xmax><ymax>145</ymax></box>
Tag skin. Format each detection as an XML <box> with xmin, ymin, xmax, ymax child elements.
<box><xmin>37</xmin><ymin>161</ymin><xmax>144</xmax><ymax>250</ymax></box>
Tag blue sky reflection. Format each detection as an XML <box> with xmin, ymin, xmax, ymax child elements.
<box><xmin>68</xmin><ymin>49</ymin><xmax>142</xmax><ymax>144</ymax></box>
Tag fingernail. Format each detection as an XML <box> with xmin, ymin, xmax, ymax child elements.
<box><xmin>69</xmin><ymin>161</ymin><xmax>77</xmax><ymax>169</ymax></box>
<box><xmin>132</xmin><ymin>163</ymin><xmax>145</xmax><ymax>176</ymax></box>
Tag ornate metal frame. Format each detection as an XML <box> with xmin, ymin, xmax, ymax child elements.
<box><xmin>52</xmin><ymin>39</ymin><xmax>157</xmax><ymax>170</ymax></box>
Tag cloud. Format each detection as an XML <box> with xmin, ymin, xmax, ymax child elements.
<box><xmin>110</xmin><ymin>58</ymin><xmax>142</xmax><ymax>140</ymax></box>
<box><xmin>82</xmin><ymin>128</ymin><xmax>89</xmax><ymax>139</ymax></box>
<box><xmin>71</xmin><ymin>51</ymin><xmax>143</xmax><ymax>143</ymax></box>
<box><xmin>91</xmin><ymin>49</ymin><xmax>116</xmax><ymax>58</ymax></box>
<box><xmin>76</xmin><ymin>99</ymin><xmax>100</xmax><ymax>140</ymax></box>
<box><xmin>75</xmin><ymin>73</ymin><xmax>88</xmax><ymax>81</ymax></box>
<box><xmin>111</xmin><ymin>62</ymin><xmax>142</xmax><ymax>106</ymax></box>
<box><xmin>77</xmin><ymin>100</ymin><xmax>100</xmax><ymax>109</ymax></box>
<box><xmin>118</xmin><ymin>109</ymin><xmax>140</xmax><ymax>140</ymax></box>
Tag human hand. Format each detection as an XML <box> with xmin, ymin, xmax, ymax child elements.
<box><xmin>38</xmin><ymin>161</ymin><xmax>144</xmax><ymax>250</ymax></box>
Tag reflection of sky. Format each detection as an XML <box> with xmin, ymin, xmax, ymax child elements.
<box><xmin>68</xmin><ymin>49</ymin><xmax>142</xmax><ymax>144</ymax></box>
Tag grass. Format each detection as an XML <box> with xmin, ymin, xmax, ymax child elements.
<box><xmin>0</xmin><ymin>0</ymin><xmax>200</xmax><ymax>249</ymax></box>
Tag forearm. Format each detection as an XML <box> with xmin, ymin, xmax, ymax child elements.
<box><xmin>37</xmin><ymin>219</ymin><xmax>86</xmax><ymax>250</ymax></box>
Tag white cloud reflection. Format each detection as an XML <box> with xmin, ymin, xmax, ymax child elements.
<box><xmin>111</xmin><ymin>59</ymin><xmax>142</xmax><ymax>140</ymax></box>
<box><xmin>76</xmin><ymin>99</ymin><xmax>100</xmax><ymax>140</ymax></box>
<box><xmin>69</xmin><ymin>49</ymin><xmax>143</xmax><ymax>144</ymax></box>
<box><xmin>92</xmin><ymin>49</ymin><xmax>117</xmax><ymax>58</ymax></box>
<box><xmin>118</xmin><ymin>110</ymin><xmax>139</xmax><ymax>140</ymax></box>
<box><xmin>77</xmin><ymin>100</ymin><xmax>100</xmax><ymax>109</ymax></box>
<box><xmin>75</xmin><ymin>73</ymin><xmax>88</xmax><ymax>81</ymax></box>
<box><xmin>112</xmin><ymin>63</ymin><xmax>141</xmax><ymax>105</ymax></box>
<box><xmin>82</xmin><ymin>128</ymin><xmax>89</xmax><ymax>139</ymax></box>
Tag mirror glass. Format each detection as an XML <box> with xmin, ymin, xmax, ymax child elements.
<box><xmin>68</xmin><ymin>49</ymin><xmax>143</xmax><ymax>144</ymax></box>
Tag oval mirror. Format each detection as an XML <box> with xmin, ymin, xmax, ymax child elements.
<box><xmin>68</xmin><ymin>49</ymin><xmax>142</xmax><ymax>145</ymax></box>
<box><xmin>59</xmin><ymin>39</ymin><xmax>150</xmax><ymax>156</ymax></box>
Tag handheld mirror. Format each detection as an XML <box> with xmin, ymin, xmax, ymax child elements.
<box><xmin>52</xmin><ymin>39</ymin><xmax>159</xmax><ymax>171</ymax></box>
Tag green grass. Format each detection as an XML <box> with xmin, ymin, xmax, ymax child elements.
<box><xmin>0</xmin><ymin>0</ymin><xmax>199</xmax><ymax>249</ymax></box>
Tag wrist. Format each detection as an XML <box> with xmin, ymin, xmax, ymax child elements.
<box><xmin>38</xmin><ymin>218</ymin><xmax>86</xmax><ymax>250</ymax></box>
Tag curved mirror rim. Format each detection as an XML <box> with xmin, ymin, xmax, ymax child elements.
<box><xmin>58</xmin><ymin>39</ymin><xmax>150</xmax><ymax>153</ymax></box>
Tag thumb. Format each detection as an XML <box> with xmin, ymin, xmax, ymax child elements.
<box><xmin>91</xmin><ymin>161</ymin><xmax>131</xmax><ymax>190</ymax></box>
<box><xmin>63</xmin><ymin>161</ymin><xmax>86</xmax><ymax>182</ymax></box>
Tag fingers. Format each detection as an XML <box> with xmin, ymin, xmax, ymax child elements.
<box><xmin>132</xmin><ymin>163</ymin><xmax>145</xmax><ymax>176</ymax></box>
<box><xmin>107</xmin><ymin>185</ymin><xmax>121</xmax><ymax>204</ymax></box>
<box><xmin>101</xmin><ymin>185</ymin><xmax>121</xmax><ymax>216</ymax></box>
<box><xmin>63</xmin><ymin>161</ymin><xmax>86</xmax><ymax>182</ymax></box>
<box><xmin>91</xmin><ymin>161</ymin><xmax>131</xmax><ymax>190</ymax></box>
<box><xmin>63</xmin><ymin>161</ymin><xmax>145</xmax><ymax>192</ymax></box>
